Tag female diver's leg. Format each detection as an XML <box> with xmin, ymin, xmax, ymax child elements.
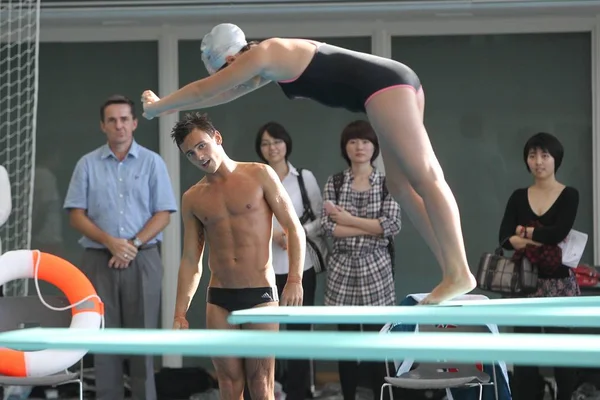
<box><xmin>366</xmin><ymin>86</ymin><xmax>476</xmax><ymax>304</ymax></box>
<box><xmin>379</xmin><ymin>137</ymin><xmax>447</xmax><ymax>276</ymax></box>
<box><xmin>378</xmin><ymin>87</ymin><xmax>446</xmax><ymax>274</ymax></box>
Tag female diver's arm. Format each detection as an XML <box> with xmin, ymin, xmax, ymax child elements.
<box><xmin>146</xmin><ymin>76</ymin><xmax>271</xmax><ymax>118</ymax></box>
<box><xmin>175</xmin><ymin>76</ymin><xmax>271</xmax><ymax>111</ymax></box>
<box><xmin>143</xmin><ymin>44</ymin><xmax>272</xmax><ymax>118</ymax></box>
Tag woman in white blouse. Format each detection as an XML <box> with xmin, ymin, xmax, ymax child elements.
<box><xmin>255</xmin><ymin>121</ymin><xmax>323</xmax><ymax>400</ymax></box>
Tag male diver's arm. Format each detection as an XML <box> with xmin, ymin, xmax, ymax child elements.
<box><xmin>260</xmin><ymin>164</ymin><xmax>306</xmax><ymax>282</ymax></box>
<box><xmin>174</xmin><ymin>191</ymin><xmax>205</xmax><ymax>319</ymax></box>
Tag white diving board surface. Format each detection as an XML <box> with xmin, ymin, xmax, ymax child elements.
<box><xmin>227</xmin><ymin>305</ymin><xmax>600</xmax><ymax>327</ymax></box>
<box><xmin>0</xmin><ymin>328</ymin><xmax>598</xmax><ymax>368</ymax></box>
<box><xmin>433</xmin><ymin>295</ymin><xmax>600</xmax><ymax>307</ymax></box>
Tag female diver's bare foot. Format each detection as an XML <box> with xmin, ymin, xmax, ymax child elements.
<box><xmin>419</xmin><ymin>273</ymin><xmax>477</xmax><ymax>305</ymax></box>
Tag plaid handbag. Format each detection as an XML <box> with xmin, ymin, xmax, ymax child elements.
<box><xmin>476</xmin><ymin>236</ymin><xmax>539</xmax><ymax>296</ymax></box>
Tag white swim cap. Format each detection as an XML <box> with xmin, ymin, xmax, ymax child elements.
<box><xmin>201</xmin><ymin>23</ymin><xmax>248</xmax><ymax>75</ymax></box>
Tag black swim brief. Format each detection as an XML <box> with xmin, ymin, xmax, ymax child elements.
<box><xmin>206</xmin><ymin>286</ymin><xmax>279</xmax><ymax>313</ymax></box>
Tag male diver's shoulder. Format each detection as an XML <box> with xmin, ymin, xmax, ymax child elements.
<box><xmin>237</xmin><ymin>163</ymin><xmax>274</xmax><ymax>185</ymax></box>
<box><xmin>239</xmin><ymin>161</ymin><xmax>271</xmax><ymax>174</ymax></box>
<box><xmin>237</xmin><ymin>161</ymin><xmax>265</xmax><ymax>167</ymax></box>
<box><xmin>255</xmin><ymin>162</ymin><xmax>278</xmax><ymax>179</ymax></box>
<box><xmin>183</xmin><ymin>179</ymin><xmax>208</xmax><ymax>198</ymax></box>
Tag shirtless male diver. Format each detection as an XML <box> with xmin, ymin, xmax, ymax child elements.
<box><xmin>170</xmin><ymin>112</ymin><xmax>305</xmax><ymax>400</ymax></box>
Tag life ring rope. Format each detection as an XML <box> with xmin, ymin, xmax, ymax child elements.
<box><xmin>31</xmin><ymin>250</ymin><xmax>105</xmax><ymax>323</ymax></box>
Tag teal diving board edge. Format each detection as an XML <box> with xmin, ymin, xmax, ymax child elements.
<box><xmin>228</xmin><ymin>305</ymin><xmax>600</xmax><ymax>327</ymax></box>
<box><xmin>0</xmin><ymin>328</ymin><xmax>598</xmax><ymax>368</ymax></box>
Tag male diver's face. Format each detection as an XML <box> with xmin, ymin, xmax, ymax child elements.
<box><xmin>181</xmin><ymin>128</ymin><xmax>223</xmax><ymax>173</ymax></box>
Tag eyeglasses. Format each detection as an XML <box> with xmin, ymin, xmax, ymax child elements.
<box><xmin>260</xmin><ymin>139</ymin><xmax>284</xmax><ymax>148</ymax></box>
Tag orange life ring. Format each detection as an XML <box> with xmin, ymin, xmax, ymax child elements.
<box><xmin>0</xmin><ymin>250</ymin><xmax>104</xmax><ymax>377</ymax></box>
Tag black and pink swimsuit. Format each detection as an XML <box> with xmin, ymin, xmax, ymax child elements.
<box><xmin>277</xmin><ymin>40</ymin><xmax>422</xmax><ymax>113</ymax></box>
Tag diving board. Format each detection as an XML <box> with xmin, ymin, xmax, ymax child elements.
<box><xmin>228</xmin><ymin>305</ymin><xmax>600</xmax><ymax>327</ymax></box>
<box><xmin>0</xmin><ymin>328</ymin><xmax>598</xmax><ymax>369</ymax></box>
<box><xmin>434</xmin><ymin>295</ymin><xmax>600</xmax><ymax>307</ymax></box>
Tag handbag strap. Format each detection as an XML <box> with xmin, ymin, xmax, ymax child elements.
<box><xmin>495</xmin><ymin>236</ymin><xmax>513</xmax><ymax>256</ymax></box>
<box><xmin>297</xmin><ymin>168</ymin><xmax>316</xmax><ymax>221</ymax></box>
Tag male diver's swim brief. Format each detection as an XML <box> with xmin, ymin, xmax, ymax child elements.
<box><xmin>207</xmin><ymin>286</ymin><xmax>279</xmax><ymax>312</ymax></box>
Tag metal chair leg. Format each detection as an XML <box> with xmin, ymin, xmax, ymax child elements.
<box><xmin>384</xmin><ymin>359</ymin><xmax>394</xmax><ymax>400</ymax></box>
<box><xmin>380</xmin><ymin>383</ymin><xmax>392</xmax><ymax>400</ymax></box>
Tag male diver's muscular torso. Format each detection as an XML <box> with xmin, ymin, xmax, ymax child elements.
<box><xmin>190</xmin><ymin>163</ymin><xmax>275</xmax><ymax>288</ymax></box>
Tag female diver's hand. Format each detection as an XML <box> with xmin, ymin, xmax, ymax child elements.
<box><xmin>141</xmin><ymin>90</ymin><xmax>159</xmax><ymax>120</ymax></box>
<box><xmin>141</xmin><ymin>90</ymin><xmax>177</xmax><ymax>120</ymax></box>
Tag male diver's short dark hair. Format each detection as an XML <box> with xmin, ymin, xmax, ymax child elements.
<box><xmin>171</xmin><ymin>112</ymin><xmax>217</xmax><ymax>148</ymax></box>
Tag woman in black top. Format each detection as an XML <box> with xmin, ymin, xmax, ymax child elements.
<box><xmin>498</xmin><ymin>132</ymin><xmax>580</xmax><ymax>400</ymax></box>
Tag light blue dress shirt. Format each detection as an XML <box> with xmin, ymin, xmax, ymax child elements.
<box><xmin>64</xmin><ymin>140</ymin><xmax>178</xmax><ymax>249</ymax></box>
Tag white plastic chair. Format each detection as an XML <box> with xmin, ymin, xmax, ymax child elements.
<box><xmin>381</xmin><ymin>323</ymin><xmax>499</xmax><ymax>400</ymax></box>
<box><xmin>379</xmin><ymin>292</ymin><xmax>504</xmax><ymax>400</ymax></box>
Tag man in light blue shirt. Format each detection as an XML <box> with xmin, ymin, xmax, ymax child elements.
<box><xmin>64</xmin><ymin>95</ymin><xmax>177</xmax><ymax>400</ymax></box>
